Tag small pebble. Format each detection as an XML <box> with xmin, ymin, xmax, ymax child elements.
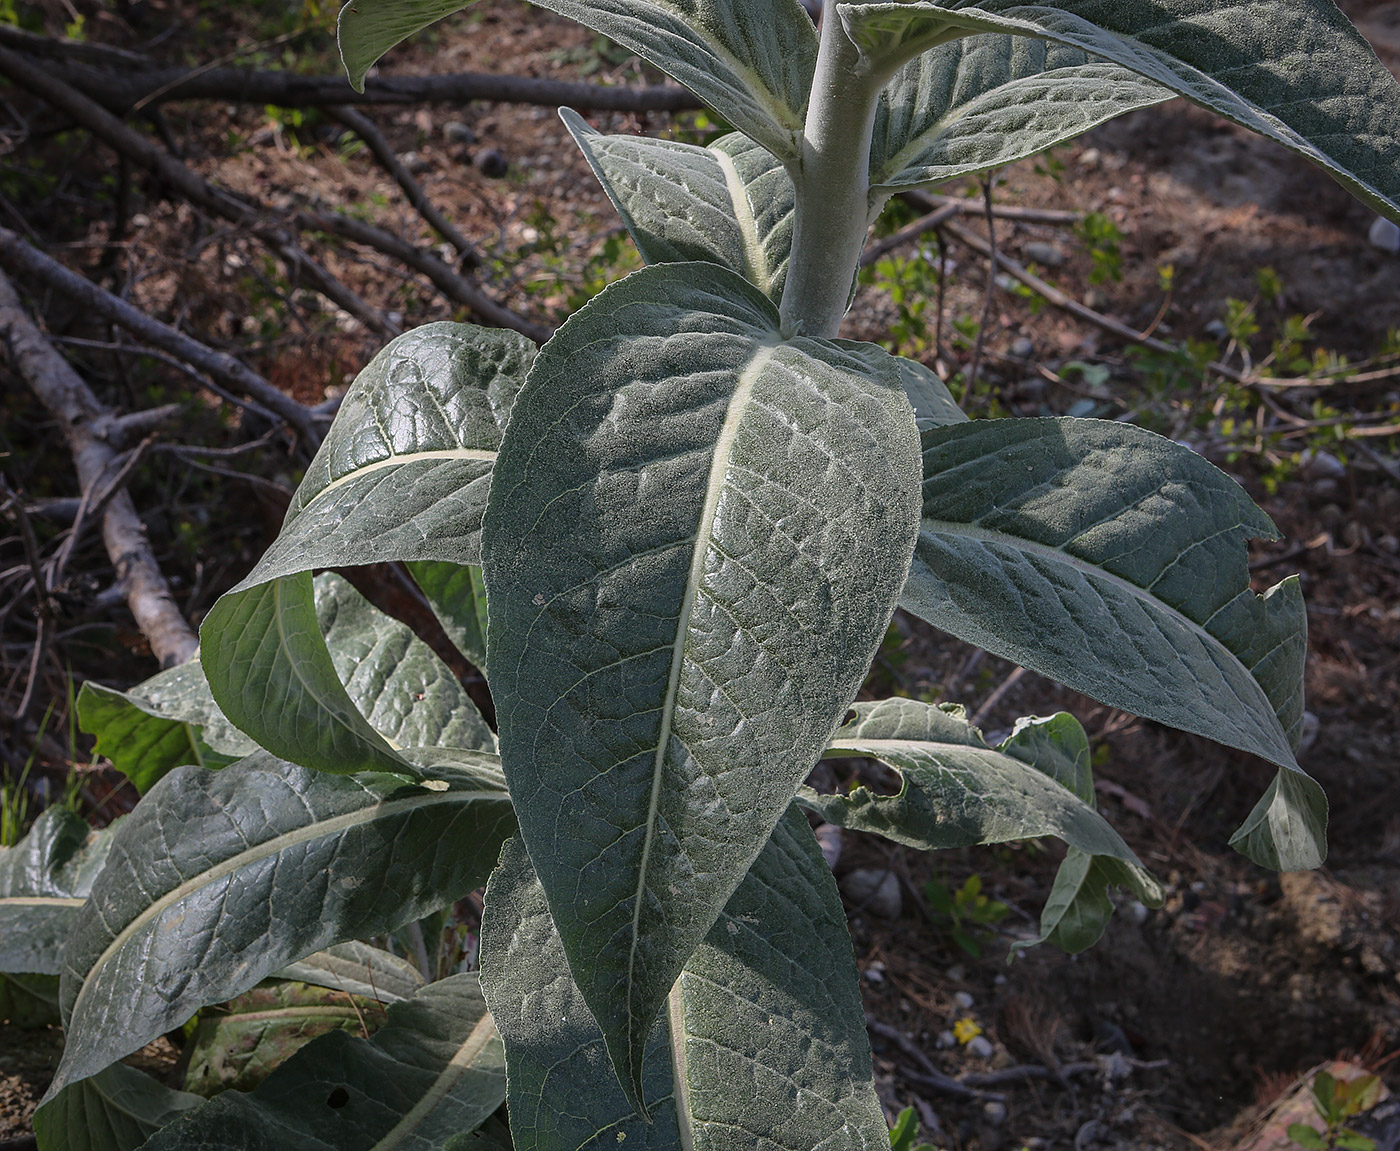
<box><xmin>477</xmin><ymin>148</ymin><xmax>510</xmax><ymax>178</ymax></box>
<box><xmin>1300</xmin><ymin>448</ymin><xmax>1346</xmax><ymax>480</ymax></box>
<box><xmin>1023</xmin><ymin>241</ymin><xmax>1066</xmax><ymax>267</ymax></box>
<box><xmin>966</xmin><ymin>1036</ymin><xmax>994</xmax><ymax>1059</ymax></box>
<box><xmin>398</xmin><ymin>150</ymin><xmax>430</xmax><ymax>174</ymax></box>
<box><xmin>982</xmin><ymin>1101</ymin><xmax>1007</xmax><ymax>1127</ymax></box>
<box><xmin>1125</xmin><ymin>900</ymin><xmax>1149</xmax><ymax>926</ymax></box>
<box><xmin>945</xmin><ymin>964</ymin><xmax>966</xmax><ymax>982</ymax></box>
<box><xmin>840</xmin><ymin>868</ymin><xmax>902</xmax><ymax>919</ymax></box>
<box><xmin>814</xmin><ymin>823</ymin><xmax>843</xmax><ymax>869</ymax></box>
<box><xmin>953</xmin><ymin>990</ymin><xmax>975</xmax><ymax>1010</ymax></box>
<box><xmin>1369</xmin><ymin>215</ymin><xmax>1400</xmax><ymax>253</ymax></box>
<box><xmin>443</xmin><ymin>120</ymin><xmax>477</xmax><ymax>145</ymax></box>
<box><xmin>864</xmin><ymin>961</ymin><xmax>886</xmax><ymax>984</ymax></box>
<box><xmin>1009</xmin><ymin>336</ymin><xmax>1035</xmax><ymax>358</ymax></box>
<box><xmin>936</xmin><ymin>1030</ymin><xmax>957</xmax><ymax>1049</ymax></box>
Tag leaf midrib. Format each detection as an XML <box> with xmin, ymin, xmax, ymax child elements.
<box><xmin>305</xmin><ymin>448</ymin><xmax>497</xmax><ymax>507</ymax></box>
<box><xmin>1</xmin><ymin>896</ymin><xmax>84</xmax><ymax>907</ymax></box>
<box><xmin>713</xmin><ymin>146</ymin><xmax>770</xmax><ymax>296</ymax></box>
<box><xmin>625</xmin><ymin>341</ymin><xmax>778</xmax><ymax>1050</ymax></box>
<box><xmin>916</xmin><ymin>516</ymin><xmax>1288</xmax><ymax>749</ymax></box>
<box><xmin>367</xmin><ymin>1011</ymin><xmax>500</xmax><ymax>1151</ymax></box>
<box><xmin>65</xmin><ymin>787</ymin><xmax>504</xmax><ymax>1046</ymax></box>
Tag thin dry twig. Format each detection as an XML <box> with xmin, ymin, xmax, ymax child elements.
<box><xmin>323</xmin><ymin>104</ymin><xmax>479</xmax><ymax>266</ymax></box>
<box><xmin>861</xmin><ymin>203</ymin><xmax>960</xmax><ymax>267</ymax></box>
<box><xmin>0</xmin><ymin>226</ymin><xmax>324</xmax><ymax>447</ymax></box>
<box><xmin>962</xmin><ymin>175</ymin><xmax>1000</xmax><ymax>404</ymax></box>
<box><xmin>0</xmin><ymin>269</ymin><xmax>198</xmax><ymax>667</ymax></box>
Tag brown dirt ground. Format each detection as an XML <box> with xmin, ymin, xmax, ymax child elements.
<box><xmin>2</xmin><ymin>0</ymin><xmax>1399</xmax><ymax>1147</ymax></box>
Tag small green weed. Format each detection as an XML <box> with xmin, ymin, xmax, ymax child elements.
<box><xmin>924</xmin><ymin>874</ymin><xmax>1010</xmax><ymax>958</ymax></box>
<box><xmin>1287</xmin><ymin>1069</ymin><xmax>1380</xmax><ymax>1151</ymax></box>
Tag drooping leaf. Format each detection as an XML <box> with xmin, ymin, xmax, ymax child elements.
<box><xmin>870</xmin><ymin>35</ymin><xmax>1171</xmax><ymax>192</ymax></box>
<box><xmin>47</xmin><ymin>749</ymin><xmax>513</xmax><ymax>1099</ymax></box>
<box><xmin>32</xmin><ymin>1063</ymin><xmax>201</xmax><ymax>1151</ymax></box>
<box><xmin>804</xmin><ymin>700</ymin><xmax>1156</xmax><ymax>873</ymax></box>
<box><xmin>315</xmin><ymin>572</ymin><xmax>495</xmax><ymax>754</ymax></box>
<box><xmin>562</xmin><ymin>109</ymin><xmax>795</xmax><ymax>303</ymax></box>
<box><xmin>274</xmin><ymin>941</ymin><xmax>425</xmax><ymax>1004</ymax></box>
<box><xmin>337</xmin><ymin>0</ymin><xmax>477</xmax><ymax>92</ymax></box>
<box><xmin>1229</xmin><ymin>767</ymin><xmax>1329</xmax><ymax>872</ymax></box>
<box><xmin>406</xmin><ymin>561</ymin><xmax>489</xmax><ymax>671</ymax></box>
<box><xmin>800</xmin><ymin>699</ymin><xmax>1160</xmax><ymax>952</ymax></box>
<box><xmin>141</xmin><ymin>973</ymin><xmax>506</xmax><ymax>1151</ymax></box>
<box><xmin>77</xmin><ymin>659</ymin><xmax>256</xmax><ymax>792</ymax></box>
<box><xmin>482</xmin><ymin>261</ymin><xmax>922</xmax><ymax>1104</ymax></box>
<box><xmin>838</xmin><ymin>0</ymin><xmax>1400</xmax><ymax>222</ymax></box>
<box><xmin>0</xmin><ymin>806</ymin><xmax>118</xmax><ymax>975</ymax></box>
<box><xmin>182</xmin><ymin>979</ymin><xmax>386</xmax><ymax>1097</ymax></box>
<box><xmin>203</xmin><ymin>572</ymin><xmax>417</xmax><ymax>778</ymax></box>
<box><xmin>899</xmin><ymin>417</ymin><xmax>1323</xmax><ymax>869</ymax></box>
<box><xmin>1012</xmin><ymin>847</ymin><xmax>1151</xmax><ymax>953</ymax></box>
<box><xmin>524</xmin><ymin>0</ymin><xmax>818</xmax><ymax>161</ymax></box>
<box><xmin>201</xmin><ymin>323</ymin><xmax>527</xmax><ymax>776</ymax></box>
<box><xmin>478</xmin><ymin>810</ymin><xmax>889</xmax><ymax>1149</ymax></box>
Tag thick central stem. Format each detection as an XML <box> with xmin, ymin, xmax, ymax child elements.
<box><xmin>778</xmin><ymin>12</ymin><xmax>887</xmax><ymax>340</ymax></box>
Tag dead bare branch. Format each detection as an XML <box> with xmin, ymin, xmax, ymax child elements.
<box><xmin>0</xmin><ymin>269</ymin><xmax>199</xmax><ymax>668</ymax></box>
<box><xmin>0</xmin><ymin>226</ymin><xmax>325</xmax><ymax>447</ymax></box>
<box><xmin>324</xmin><ymin>104</ymin><xmax>479</xmax><ymax>267</ymax></box>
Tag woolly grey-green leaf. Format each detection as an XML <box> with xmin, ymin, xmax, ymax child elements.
<box><xmin>141</xmin><ymin>973</ymin><xmax>505</xmax><ymax>1151</ymax></box>
<box><xmin>524</xmin><ymin>0</ymin><xmax>818</xmax><ymax>160</ymax></box>
<box><xmin>33</xmin><ymin>1063</ymin><xmax>200</xmax><ymax>1151</ymax></box>
<box><xmin>0</xmin><ymin>807</ymin><xmax>117</xmax><ymax>976</ymax></box>
<box><xmin>478</xmin><ymin>809</ymin><xmax>888</xmax><ymax>1150</ymax></box>
<box><xmin>870</xmin><ymin>35</ymin><xmax>1171</xmax><ymax>192</ymax></box>
<box><xmin>274</xmin><ymin>941</ymin><xmax>426</xmax><ymax>1004</ymax></box>
<box><xmin>77</xmin><ymin>659</ymin><xmax>255</xmax><ymax>792</ymax></box>
<box><xmin>562</xmin><ymin>110</ymin><xmax>794</xmax><ymax>302</ymax></box>
<box><xmin>839</xmin><ymin>0</ymin><xmax>1400</xmax><ymax>222</ymax></box>
<box><xmin>47</xmin><ymin>749</ymin><xmax>513</xmax><ymax>1100</ymax></box>
<box><xmin>482</xmin><ymin>261</ymin><xmax>922</xmax><ymax>1106</ymax></box>
<box><xmin>315</xmin><ymin>572</ymin><xmax>495</xmax><ymax>753</ymax></box>
<box><xmin>406</xmin><ymin>561</ymin><xmax>489</xmax><ymax>671</ymax></box>
<box><xmin>202</xmin><ymin>323</ymin><xmax>527</xmax><ymax>776</ymax></box>
<box><xmin>337</xmin><ymin>0</ymin><xmax>476</xmax><ymax>91</ymax></box>
<box><xmin>802</xmin><ymin>699</ymin><xmax>1151</xmax><ymax>870</ymax></box>
<box><xmin>899</xmin><ymin>417</ymin><xmax>1322</xmax><ymax>869</ymax></box>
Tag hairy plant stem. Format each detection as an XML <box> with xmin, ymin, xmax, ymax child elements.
<box><xmin>778</xmin><ymin>13</ymin><xmax>887</xmax><ymax>340</ymax></box>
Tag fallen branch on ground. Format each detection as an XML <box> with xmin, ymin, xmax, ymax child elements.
<box><xmin>0</xmin><ymin>269</ymin><xmax>198</xmax><ymax>668</ymax></box>
<box><xmin>324</xmin><ymin>104</ymin><xmax>479</xmax><ymax>267</ymax></box>
<box><xmin>0</xmin><ymin>45</ymin><xmax>550</xmax><ymax>343</ymax></box>
<box><xmin>0</xmin><ymin>226</ymin><xmax>325</xmax><ymax>448</ymax></box>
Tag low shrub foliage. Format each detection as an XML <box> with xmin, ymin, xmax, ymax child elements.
<box><xmin>6</xmin><ymin>1</ymin><xmax>1400</xmax><ymax>1147</ymax></box>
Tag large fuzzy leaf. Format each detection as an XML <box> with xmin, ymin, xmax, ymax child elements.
<box><xmin>870</xmin><ymin>35</ymin><xmax>1170</xmax><ymax>192</ymax></box>
<box><xmin>142</xmin><ymin>974</ymin><xmax>505</xmax><ymax>1151</ymax></box>
<box><xmin>77</xmin><ymin>659</ymin><xmax>255</xmax><ymax>792</ymax></box>
<box><xmin>523</xmin><ymin>0</ymin><xmax>817</xmax><ymax>161</ymax></box>
<box><xmin>338</xmin><ymin>0</ymin><xmax>476</xmax><ymax>91</ymax></box>
<box><xmin>406</xmin><ymin>561</ymin><xmax>489</xmax><ymax>671</ymax></box>
<box><xmin>33</xmin><ymin>1063</ymin><xmax>200</xmax><ymax>1151</ymax></box>
<box><xmin>0</xmin><ymin>807</ymin><xmax>117</xmax><ymax>975</ymax></box>
<box><xmin>562</xmin><ymin>110</ymin><xmax>795</xmax><ymax>303</ymax></box>
<box><xmin>838</xmin><ymin>0</ymin><xmax>1400</xmax><ymax>222</ymax></box>
<box><xmin>315</xmin><ymin>572</ymin><xmax>495</xmax><ymax>753</ymax></box>
<box><xmin>46</xmin><ymin>749</ymin><xmax>513</xmax><ymax>1099</ymax></box>
<box><xmin>479</xmin><ymin>810</ymin><xmax>889</xmax><ymax>1150</ymax></box>
<box><xmin>899</xmin><ymin>418</ymin><xmax>1322</xmax><ymax>868</ymax></box>
<box><xmin>274</xmin><ymin>941</ymin><xmax>426</xmax><ymax>1004</ymax></box>
<box><xmin>202</xmin><ymin>323</ymin><xmax>525</xmax><ymax>776</ymax></box>
<box><xmin>800</xmin><ymin>699</ymin><xmax>1160</xmax><ymax>951</ymax></box>
<box><xmin>482</xmin><ymin>262</ymin><xmax>921</xmax><ymax>1105</ymax></box>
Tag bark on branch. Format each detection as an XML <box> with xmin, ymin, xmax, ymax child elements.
<box><xmin>0</xmin><ymin>270</ymin><xmax>199</xmax><ymax>668</ymax></box>
<box><xmin>0</xmin><ymin>226</ymin><xmax>326</xmax><ymax>448</ymax></box>
<box><xmin>0</xmin><ymin>43</ymin><xmax>550</xmax><ymax>343</ymax></box>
